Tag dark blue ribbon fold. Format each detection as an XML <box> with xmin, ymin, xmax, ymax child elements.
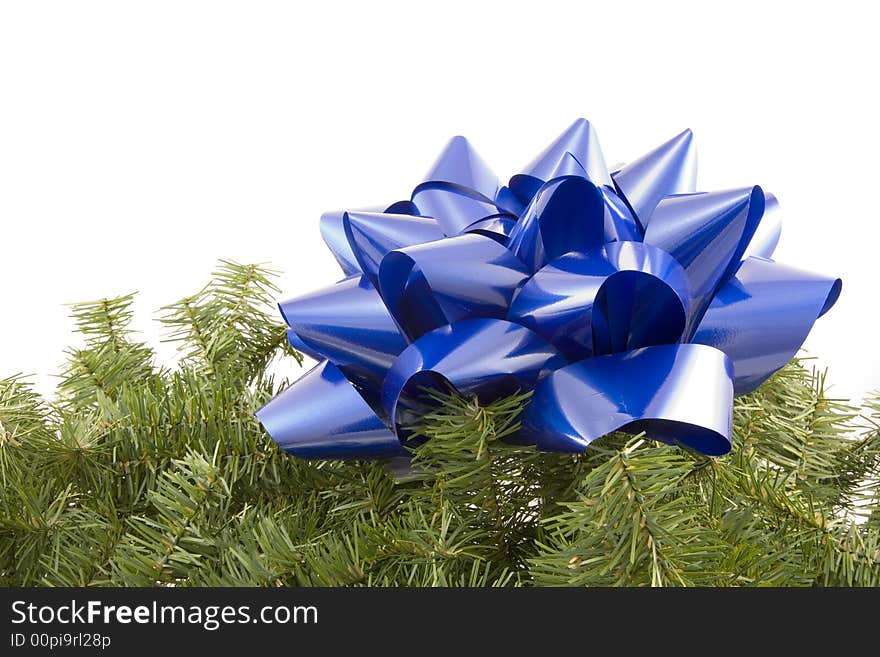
<box><xmin>258</xmin><ymin>119</ymin><xmax>841</xmax><ymax>459</ymax></box>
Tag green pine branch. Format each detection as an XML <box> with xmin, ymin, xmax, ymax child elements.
<box><xmin>1</xmin><ymin>260</ymin><xmax>877</xmax><ymax>587</ymax></box>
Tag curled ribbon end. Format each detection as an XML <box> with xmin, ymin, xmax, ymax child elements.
<box><xmin>820</xmin><ymin>278</ymin><xmax>842</xmax><ymax>317</ymax></box>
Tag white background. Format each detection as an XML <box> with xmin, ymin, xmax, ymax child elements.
<box><xmin>1</xmin><ymin>1</ymin><xmax>877</xmax><ymax>402</ymax></box>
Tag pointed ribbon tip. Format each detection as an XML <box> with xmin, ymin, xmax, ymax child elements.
<box><xmin>509</xmin><ymin>118</ymin><xmax>612</xmax><ymax>203</ymax></box>
<box><xmin>612</xmin><ymin>128</ymin><xmax>697</xmax><ymax>229</ymax></box>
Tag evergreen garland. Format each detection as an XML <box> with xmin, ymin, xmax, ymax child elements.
<box><xmin>1</xmin><ymin>261</ymin><xmax>877</xmax><ymax>586</ymax></box>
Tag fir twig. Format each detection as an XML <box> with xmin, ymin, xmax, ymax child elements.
<box><xmin>1</xmin><ymin>262</ymin><xmax>877</xmax><ymax>587</ymax></box>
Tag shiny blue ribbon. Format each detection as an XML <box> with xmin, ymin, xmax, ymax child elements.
<box><xmin>257</xmin><ymin>119</ymin><xmax>841</xmax><ymax>459</ymax></box>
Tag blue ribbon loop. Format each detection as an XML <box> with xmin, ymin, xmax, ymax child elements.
<box><xmin>377</xmin><ymin>234</ymin><xmax>530</xmax><ymax>341</ymax></box>
<box><xmin>507</xmin><ymin>176</ymin><xmax>606</xmax><ymax>274</ymax></box>
<box><xmin>508</xmin><ymin>241</ymin><xmax>691</xmax><ymax>362</ymax></box>
<box><xmin>381</xmin><ymin>318</ymin><xmax>566</xmax><ymax>438</ymax></box>
<box><xmin>278</xmin><ymin>275</ymin><xmax>408</xmax><ymax>390</ymax></box>
<box><xmin>257</xmin><ymin>119</ymin><xmax>841</xmax><ymax>460</ymax></box>
<box><xmin>523</xmin><ymin>344</ymin><xmax>734</xmax><ymax>456</ymax></box>
<box><xmin>343</xmin><ymin>211</ymin><xmax>445</xmax><ymax>286</ymax></box>
<box><xmin>692</xmin><ymin>256</ymin><xmax>841</xmax><ymax>394</ymax></box>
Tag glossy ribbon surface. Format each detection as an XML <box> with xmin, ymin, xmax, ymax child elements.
<box><xmin>257</xmin><ymin>118</ymin><xmax>841</xmax><ymax>459</ymax></box>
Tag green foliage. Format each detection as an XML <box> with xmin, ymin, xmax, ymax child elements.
<box><xmin>1</xmin><ymin>261</ymin><xmax>878</xmax><ymax>586</ymax></box>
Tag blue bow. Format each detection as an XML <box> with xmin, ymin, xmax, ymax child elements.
<box><xmin>257</xmin><ymin>119</ymin><xmax>841</xmax><ymax>459</ymax></box>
